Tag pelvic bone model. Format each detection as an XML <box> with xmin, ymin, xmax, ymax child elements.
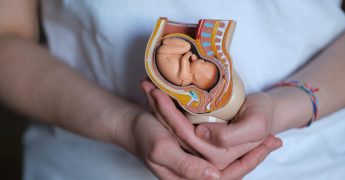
<box><xmin>145</xmin><ymin>18</ymin><xmax>245</xmax><ymax>123</ymax></box>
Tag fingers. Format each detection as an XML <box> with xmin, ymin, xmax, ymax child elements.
<box><xmin>141</xmin><ymin>80</ymin><xmax>198</xmax><ymax>155</ymax></box>
<box><xmin>150</xmin><ymin>136</ymin><xmax>220</xmax><ymax>180</ymax></box>
<box><xmin>196</xmin><ymin>107</ymin><xmax>269</xmax><ymax>147</ymax></box>
<box><xmin>148</xmin><ymin>87</ymin><xmax>253</xmax><ymax>170</ymax></box>
<box><xmin>150</xmin><ymin>88</ymin><xmax>196</xmax><ymax>142</ymax></box>
<box><xmin>137</xmin><ymin>112</ymin><xmax>219</xmax><ymax>179</ymax></box>
<box><xmin>141</xmin><ymin>80</ymin><xmax>170</xmax><ymax>129</ymax></box>
<box><xmin>191</xmin><ymin>54</ymin><xmax>197</xmax><ymax>61</ymax></box>
<box><xmin>149</xmin><ymin>163</ymin><xmax>182</xmax><ymax>180</ymax></box>
<box><xmin>142</xmin><ymin>80</ymin><xmax>274</xmax><ymax>172</ymax></box>
<box><xmin>141</xmin><ymin>80</ymin><xmax>168</xmax><ymax>126</ymax></box>
<box><xmin>141</xmin><ymin>80</ymin><xmax>156</xmax><ymax>108</ymax></box>
<box><xmin>221</xmin><ymin>136</ymin><xmax>282</xmax><ymax>179</ymax></box>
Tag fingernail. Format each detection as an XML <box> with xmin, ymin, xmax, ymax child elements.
<box><xmin>198</xmin><ymin>126</ymin><xmax>210</xmax><ymax>140</ymax></box>
<box><xmin>204</xmin><ymin>168</ymin><xmax>220</xmax><ymax>180</ymax></box>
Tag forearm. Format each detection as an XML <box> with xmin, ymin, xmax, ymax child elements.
<box><xmin>267</xmin><ymin>32</ymin><xmax>345</xmax><ymax>133</ymax></box>
<box><xmin>0</xmin><ymin>35</ymin><xmax>141</xmax><ymax>151</ymax></box>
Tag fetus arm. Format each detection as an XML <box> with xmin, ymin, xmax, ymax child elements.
<box><xmin>191</xmin><ymin>54</ymin><xmax>197</xmax><ymax>61</ymax></box>
<box><xmin>178</xmin><ymin>51</ymin><xmax>193</xmax><ymax>86</ymax></box>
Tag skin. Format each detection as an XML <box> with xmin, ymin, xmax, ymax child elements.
<box><xmin>194</xmin><ymin>31</ymin><xmax>345</xmax><ymax>150</ymax></box>
<box><xmin>0</xmin><ymin>0</ymin><xmax>281</xmax><ymax>179</ymax></box>
<box><xmin>145</xmin><ymin>19</ymin><xmax>345</xmax><ymax>179</ymax></box>
<box><xmin>156</xmin><ymin>38</ymin><xmax>218</xmax><ymax>90</ymax></box>
<box><xmin>142</xmin><ymin>81</ymin><xmax>282</xmax><ymax>173</ymax></box>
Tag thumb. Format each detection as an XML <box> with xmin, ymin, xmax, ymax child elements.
<box><xmin>196</xmin><ymin>110</ymin><xmax>268</xmax><ymax>148</ymax></box>
<box><xmin>195</xmin><ymin>123</ymin><xmax>230</xmax><ymax>147</ymax></box>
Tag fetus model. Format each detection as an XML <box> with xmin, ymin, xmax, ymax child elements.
<box><xmin>156</xmin><ymin>38</ymin><xmax>219</xmax><ymax>90</ymax></box>
<box><xmin>145</xmin><ymin>18</ymin><xmax>245</xmax><ymax>123</ymax></box>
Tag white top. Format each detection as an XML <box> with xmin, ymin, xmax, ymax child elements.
<box><xmin>24</xmin><ymin>0</ymin><xmax>345</xmax><ymax>179</ymax></box>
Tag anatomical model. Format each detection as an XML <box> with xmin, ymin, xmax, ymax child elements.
<box><xmin>156</xmin><ymin>38</ymin><xmax>218</xmax><ymax>90</ymax></box>
<box><xmin>145</xmin><ymin>18</ymin><xmax>245</xmax><ymax>123</ymax></box>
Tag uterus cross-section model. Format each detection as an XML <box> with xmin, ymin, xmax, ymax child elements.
<box><xmin>145</xmin><ymin>18</ymin><xmax>245</xmax><ymax>124</ymax></box>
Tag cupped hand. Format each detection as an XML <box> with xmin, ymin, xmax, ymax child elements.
<box><xmin>141</xmin><ymin>80</ymin><xmax>282</xmax><ymax>178</ymax></box>
<box><xmin>195</xmin><ymin>92</ymin><xmax>276</xmax><ymax>150</ymax></box>
<box><xmin>131</xmin><ymin>112</ymin><xmax>220</xmax><ymax>180</ymax></box>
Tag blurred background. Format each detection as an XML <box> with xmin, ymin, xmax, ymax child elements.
<box><xmin>0</xmin><ymin>2</ymin><xmax>344</xmax><ymax>180</ymax></box>
<box><xmin>0</xmin><ymin>108</ymin><xmax>27</xmax><ymax>180</ymax></box>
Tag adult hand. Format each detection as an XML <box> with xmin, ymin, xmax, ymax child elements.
<box><xmin>220</xmin><ymin>135</ymin><xmax>281</xmax><ymax>179</ymax></box>
<box><xmin>129</xmin><ymin>112</ymin><xmax>220</xmax><ymax>180</ymax></box>
<box><xmin>141</xmin><ymin>80</ymin><xmax>282</xmax><ymax>174</ymax></box>
<box><xmin>195</xmin><ymin>92</ymin><xmax>275</xmax><ymax>149</ymax></box>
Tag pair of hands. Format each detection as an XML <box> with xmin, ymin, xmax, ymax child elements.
<box><xmin>131</xmin><ymin>80</ymin><xmax>282</xmax><ymax>179</ymax></box>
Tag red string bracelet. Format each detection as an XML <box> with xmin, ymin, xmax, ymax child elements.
<box><xmin>270</xmin><ymin>81</ymin><xmax>319</xmax><ymax>127</ymax></box>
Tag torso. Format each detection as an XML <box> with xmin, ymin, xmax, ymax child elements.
<box><xmin>23</xmin><ymin>0</ymin><xmax>345</xmax><ymax>179</ymax></box>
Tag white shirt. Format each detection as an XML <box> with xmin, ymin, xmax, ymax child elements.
<box><xmin>24</xmin><ymin>0</ymin><xmax>345</xmax><ymax>179</ymax></box>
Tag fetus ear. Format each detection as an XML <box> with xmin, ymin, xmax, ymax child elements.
<box><xmin>157</xmin><ymin>38</ymin><xmax>191</xmax><ymax>54</ymax></box>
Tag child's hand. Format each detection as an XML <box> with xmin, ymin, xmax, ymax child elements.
<box><xmin>195</xmin><ymin>92</ymin><xmax>276</xmax><ymax>149</ymax></box>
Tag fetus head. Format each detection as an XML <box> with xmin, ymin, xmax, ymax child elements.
<box><xmin>156</xmin><ymin>38</ymin><xmax>218</xmax><ymax>90</ymax></box>
<box><xmin>190</xmin><ymin>55</ymin><xmax>218</xmax><ymax>90</ymax></box>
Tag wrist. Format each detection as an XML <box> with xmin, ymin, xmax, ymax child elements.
<box><xmin>265</xmin><ymin>86</ymin><xmax>312</xmax><ymax>134</ymax></box>
<box><xmin>107</xmin><ymin>103</ymin><xmax>145</xmax><ymax>155</ymax></box>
